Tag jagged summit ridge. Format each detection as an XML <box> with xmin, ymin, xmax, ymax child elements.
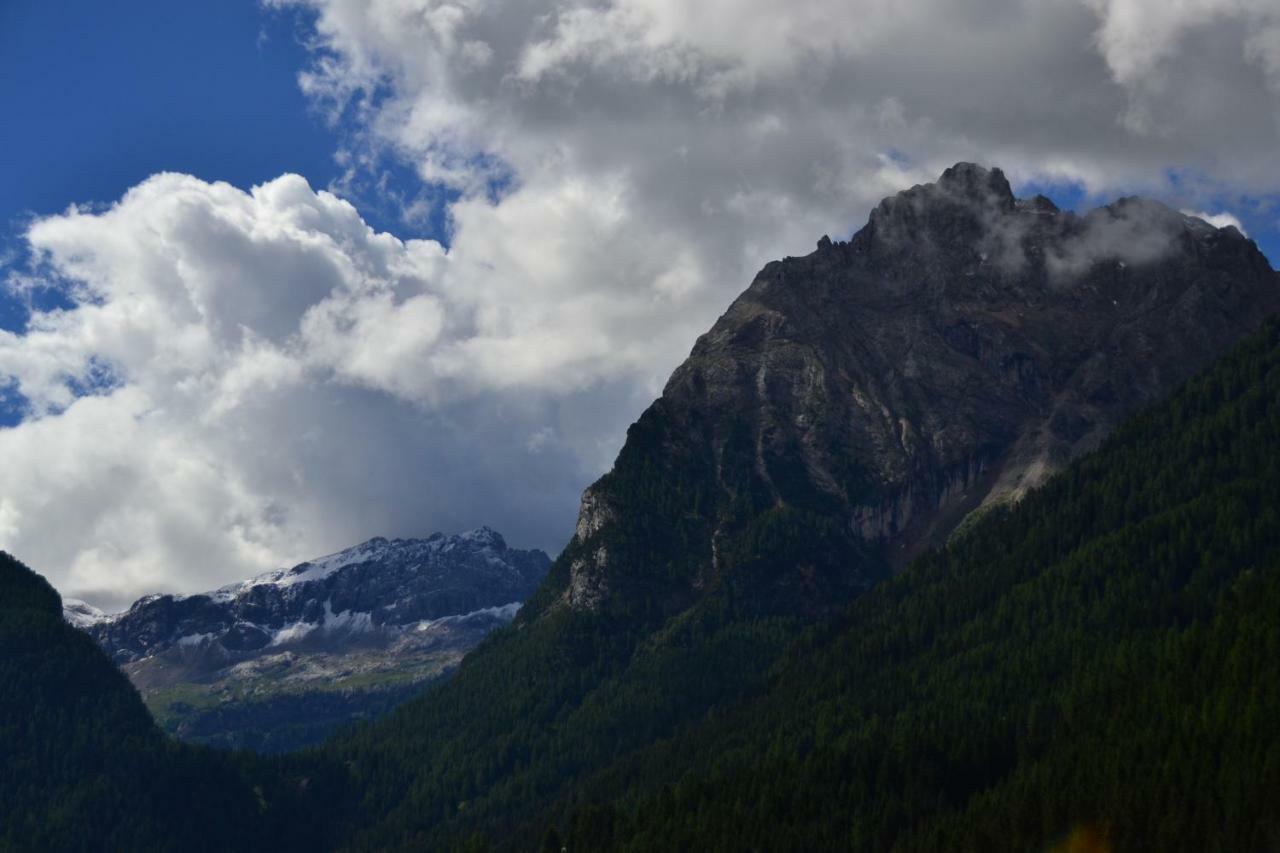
<box><xmin>937</xmin><ymin>161</ymin><xmax>1015</xmax><ymax>203</ymax></box>
<box><xmin>555</xmin><ymin>163</ymin><xmax>1280</xmax><ymax>615</ymax></box>
<box><xmin>849</xmin><ymin>166</ymin><xmax>1251</xmax><ymax>283</ymax></box>
<box><xmin>73</xmin><ymin>528</ymin><xmax>551</xmax><ymax>664</ymax></box>
<box><xmin>217</xmin><ymin>526</ymin><xmax>517</xmax><ymax>598</ymax></box>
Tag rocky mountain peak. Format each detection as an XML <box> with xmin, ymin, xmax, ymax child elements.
<box><xmin>551</xmin><ymin>163</ymin><xmax>1280</xmax><ymax>618</ymax></box>
<box><xmin>855</xmin><ymin>163</ymin><xmax>1025</xmax><ymax>267</ymax></box>
<box><xmin>937</xmin><ymin>162</ymin><xmax>1015</xmax><ymax>204</ymax></box>
<box><xmin>458</xmin><ymin>525</ymin><xmax>506</xmax><ymax>549</ymax></box>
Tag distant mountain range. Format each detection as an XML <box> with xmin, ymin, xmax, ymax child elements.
<box><xmin>7</xmin><ymin>163</ymin><xmax>1280</xmax><ymax>851</ymax></box>
<box><xmin>64</xmin><ymin>528</ymin><xmax>550</xmax><ymax>751</ymax></box>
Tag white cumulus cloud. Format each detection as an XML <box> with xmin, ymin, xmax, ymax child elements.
<box><xmin>0</xmin><ymin>173</ymin><xmax>653</xmax><ymax>608</ymax></box>
<box><xmin>1181</xmin><ymin>209</ymin><xmax>1248</xmax><ymax>235</ymax></box>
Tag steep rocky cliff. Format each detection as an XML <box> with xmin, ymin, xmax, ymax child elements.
<box><xmin>552</xmin><ymin>163</ymin><xmax>1280</xmax><ymax>618</ymax></box>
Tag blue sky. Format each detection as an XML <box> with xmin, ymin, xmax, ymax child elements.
<box><xmin>0</xmin><ymin>1</ymin><xmax>447</xmax><ymax>334</ymax></box>
<box><xmin>0</xmin><ymin>2</ymin><xmax>322</xmax><ymax>322</ymax></box>
<box><xmin>0</xmin><ymin>3</ymin><xmax>328</xmax><ymax>220</ymax></box>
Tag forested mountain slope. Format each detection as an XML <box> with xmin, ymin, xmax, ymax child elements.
<box><xmin>0</xmin><ymin>554</ymin><xmax>341</xmax><ymax>852</ymax></box>
<box><xmin>327</xmin><ymin>318</ymin><xmax>1280</xmax><ymax>853</ymax></box>
<box><xmin>544</xmin><ymin>317</ymin><xmax>1280</xmax><ymax>851</ymax></box>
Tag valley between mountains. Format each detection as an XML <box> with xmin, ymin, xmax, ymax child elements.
<box><xmin>6</xmin><ymin>163</ymin><xmax>1280</xmax><ymax>852</ymax></box>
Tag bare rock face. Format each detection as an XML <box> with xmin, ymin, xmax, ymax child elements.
<box><xmin>555</xmin><ymin>163</ymin><xmax>1280</xmax><ymax>616</ymax></box>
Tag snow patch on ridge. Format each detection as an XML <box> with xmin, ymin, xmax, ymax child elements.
<box><xmin>415</xmin><ymin>601</ymin><xmax>521</xmax><ymax>632</ymax></box>
<box><xmin>268</xmin><ymin>600</ymin><xmax>377</xmax><ymax>647</ymax></box>
<box><xmin>177</xmin><ymin>631</ymin><xmax>218</xmax><ymax>647</ymax></box>
<box><xmin>318</xmin><ymin>601</ymin><xmax>375</xmax><ymax>634</ymax></box>
<box><xmin>62</xmin><ymin>598</ymin><xmax>116</xmax><ymax>628</ymax></box>
<box><xmin>270</xmin><ymin>619</ymin><xmax>318</xmax><ymax>646</ymax></box>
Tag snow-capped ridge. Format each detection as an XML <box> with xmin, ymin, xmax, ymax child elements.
<box><xmin>230</xmin><ymin>527</ymin><xmax>516</xmax><ymax>595</ymax></box>
<box><xmin>69</xmin><ymin>526</ymin><xmax>552</xmax><ymax>666</ymax></box>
